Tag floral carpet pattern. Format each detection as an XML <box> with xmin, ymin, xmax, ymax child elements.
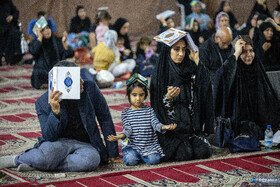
<box><xmin>0</xmin><ymin>65</ymin><xmax>280</xmax><ymax>186</ymax></box>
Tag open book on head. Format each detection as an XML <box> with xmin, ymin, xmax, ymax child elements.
<box><xmin>32</xmin><ymin>16</ymin><xmax>48</xmax><ymax>37</ymax></box>
<box><xmin>153</xmin><ymin>28</ymin><xmax>198</xmax><ymax>52</ymax></box>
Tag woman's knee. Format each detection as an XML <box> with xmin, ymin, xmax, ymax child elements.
<box><xmin>191</xmin><ymin>136</ymin><xmax>212</xmax><ymax>159</ymax></box>
<box><xmin>174</xmin><ymin>141</ymin><xmax>193</xmax><ymax>161</ymax></box>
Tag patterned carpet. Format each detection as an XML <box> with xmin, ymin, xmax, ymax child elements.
<box><xmin>0</xmin><ymin>65</ymin><xmax>280</xmax><ymax>186</ymax></box>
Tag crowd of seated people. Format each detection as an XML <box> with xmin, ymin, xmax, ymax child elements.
<box><xmin>0</xmin><ymin>0</ymin><xmax>279</xmax><ymax>173</ymax></box>
<box><xmin>3</xmin><ymin>0</ymin><xmax>280</xmax><ymax>80</ymax></box>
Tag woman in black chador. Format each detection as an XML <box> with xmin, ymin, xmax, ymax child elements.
<box><xmin>30</xmin><ymin>26</ymin><xmax>73</xmax><ymax>89</ymax></box>
<box><xmin>0</xmin><ymin>0</ymin><xmax>21</xmax><ymax>65</ymax></box>
<box><xmin>150</xmin><ymin>37</ymin><xmax>214</xmax><ymax>162</ymax></box>
<box><xmin>254</xmin><ymin>21</ymin><xmax>280</xmax><ymax>71</ymax></box>
<box><xmin>214</xmin><ymin>36</ymin><xmax>280</xmax><ymax>140</ymax></box>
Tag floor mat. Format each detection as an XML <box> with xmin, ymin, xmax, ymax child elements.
<box><xmin>0</xmin><ymin>64</ymin><xmax>279</xmax><ymax>186</ymax></box>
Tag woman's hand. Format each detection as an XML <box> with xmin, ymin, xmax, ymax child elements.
<box><xmin>266</xmin><ymin>17</ymin><xmax>280</xmax><ymax>31</ymax></box>
<box><xmin>189</xmin><ymin>48</ymin><xmax>199</xmax><ymax>66</ymax></box>
<box><xmin>6</xmin><ymin>15</ymin><xmax>13</xmax><ymax>23</ymax></box>
<box><xmin>262</xmin><ymin>42</ymin><xmax>271</xmax><ymax>52</ymax></box>
<box><xmin>37</xmin><ymin>28</ymin><xmax>43</xmax><ymax>42</ymax></box>
<box><xmin>234</xmin><ymin>39</ymin><xmax>246</xmax><ymax>60</ymax></box>
<box><xmin>161</xmin><ymin>123</ymin><xmax>177</xmax><ymax>131</ymax></box>
<box><xmin>49</xmin><ymin>87</ymin><xmax>62</xmax><ymax>115</ymax></box>
<box><xmin>166</xmin><ymin>86</ymin><xmax>180</xmax><ymax>100</ymax></box>
<box><xmin>62</xmin><ymin>31</ymin><xmax>69</xmax><ymax>50</ymax></box>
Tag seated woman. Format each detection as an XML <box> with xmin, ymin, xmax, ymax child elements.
<box><xmin>150</xmin><ymin>36</ymin><xmax>214</xmax><ymax>162</ymax></box>
<box><xmin>30</xmin><ymin>26</ymin><xmax>74</xmax><ymax>89</ymax></box>
<box><xmin>214</xmin><ymin>0</ymin><xmax>239</xmax><ymax>30</ymax></box>
<box><xmin>68</xmin><ymin>5</ymin><xmax>91</xmax><ymax>50</ymax></box>
<box><xmin>215</xmin><ymin>11</ymin><xmax>237</xmax><ymax>38</ymax></box>
<box><xmin>214</xmin><ymin>35</ymin><xmax>280</xmax><ymax>140</ymax></box>
<box><xmin>92</xmin><ymin>30</ymin><xmax>118</xmax><ymax>71</ymax></box>
<box><xmin>254</xmin><ymin>21</ymin><xmax>280</xmax><ymax>71</ymax></box>
<box><xmin>185</xmin><ymin>19</ymin><xmax>204</xmax><ymax>47</ymax></box>
<box><xmin>238</xmin><ymin>12</ymin><xmax>259</xmax><ymax>39</ymax></box>
<box><xmin>112</xmin><ymin>18</ymin><xmax>133</xmax><ymax>60</ymax></box>
<box><xmin>250</xmin><ymin>0</ymin><xmax>271</xmax><ymax>18</ymax></box>
<box><xmin>111</xmin><ymin>18</ymin><xmax>136</xmax><ymax>79</ymax></box>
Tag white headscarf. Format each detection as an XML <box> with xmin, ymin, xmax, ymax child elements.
<box><xmin>104</xmin><ymin>30</ymin><xmax>120</xmax><ymax>66</ymax></box>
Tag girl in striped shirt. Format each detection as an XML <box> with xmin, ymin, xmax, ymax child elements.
<box><xmin>107</xmin><ymin>74</ymin><xmax>176</xmax><ymax>166</ymax></box>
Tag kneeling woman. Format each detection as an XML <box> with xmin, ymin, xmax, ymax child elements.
<box><xmin>150</xmin><ymin>37</ymin><xmax>214</xmax><ymax>162</ymax></box>
<box><xmin>214</xmin><ymin>36</ymin><xmax>280</xmax><ymax>139</ymax></box>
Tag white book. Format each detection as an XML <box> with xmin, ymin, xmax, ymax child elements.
<box><xmin>48</xmin><ymin>67</ymin><xmax>80</xmax><ymax>103</ymax></box>
<box><xmin>156</xmin><ymin>10</ymin><xmax>175</xmax><ymax>20</ymax></box>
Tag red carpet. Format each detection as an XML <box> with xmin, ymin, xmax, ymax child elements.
<box><xmin>0</xmin><ymin>64</ymin><xmax>280</xmax><ymax>186</ymax></box>
<box><xmin>1</xmin><ymin>151</ymin><xmax>280</xmax><ymax>186</ymax></box>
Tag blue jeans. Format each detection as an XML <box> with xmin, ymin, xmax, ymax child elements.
<box><xmin>122</xmin><ymin>147</ymin><xmax>161</xmax><ymax>166</ymax></box>
<box><xmin>15</xmin><ymin>138</ymin><xmax>100</xmax><ymax>171</ymax></box>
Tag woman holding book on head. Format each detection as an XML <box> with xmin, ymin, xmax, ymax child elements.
<box><xmin>30</xmin><ymin>19</ymin><xmax>74</xmax><ymax>89</ymax></box>
<box><xmin>150</xmin><ymin>29</ymin><xmax>214</xmax><ymax>162</ymax></box>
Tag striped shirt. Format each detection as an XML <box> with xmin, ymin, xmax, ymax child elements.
<box><xmin>121</xmin><ymin>105</ymin><xmax>165</xmax><ymax>157</ymax></box>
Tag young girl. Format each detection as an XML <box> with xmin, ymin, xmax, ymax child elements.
<box><xmin>107</xmin><ymin>73</ymin><xmax>177</xmax><ymax>166</ymax></box>
<box><xmin>95</xmin><ymin>10</ymin><xmax>112</xmax><ymax>44</ymax></box>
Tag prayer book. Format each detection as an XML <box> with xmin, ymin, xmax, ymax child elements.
<box><xmin>186</xmin><ymin>17</ymin><xmax>195</xmax><ymax>29</ymax></box>
<box><xmin>98</xmin><ymin>6</ymin><xmax>108</xmax><ymax>11</ymax></box>
<box><xmin>32</xmin><ymin>16</ymin><xmax>48</xmax><ymax>37</ymax></box>
<box><xmin>154</xmin><ymin>28</ymin><xmax>198</xmax><ymax>51</ymax></box>
<box><xmin>156</xmin><ymin>10</ymin><xmax>175</xmax><ymax>20</ymax></box>
<box><xmin>48</xmin><ymin>67</ymin><xmax>80</xmax><ymax>102</ymax></box>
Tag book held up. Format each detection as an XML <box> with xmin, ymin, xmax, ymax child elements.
<box><xmin>156</xmin><ymin>10</ymin><xmax>175</xmax><ymax>20</ymax></box>
<box><xmin>48</xmin><ymin>67</ymin><xmax>80</xmax><ymax>102</ymax></box>
<box><xmin>153</xmin><ymin>28</ymin><xmax>198</xmax><ymax>52</ymax></box>
<box><xmin>32</xmin><ymin>16</ymin><xmax>48</xmax><ymax>37</ymax></box>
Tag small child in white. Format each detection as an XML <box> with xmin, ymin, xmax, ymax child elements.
<box><xmin>107</xmin><ymin>73</ymin><xmax>177</xmax><ymax>166</ymax></box>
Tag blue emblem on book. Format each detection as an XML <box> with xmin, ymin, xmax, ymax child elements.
<box><xmin>64</xmin><ymin>71</ymin><xmax>73</xmax><ymax>93</ymax></box>
<box><xmin>49</xmin><ymin>81</ymin><xmax>52</xmax><ymax>90</ymax></box>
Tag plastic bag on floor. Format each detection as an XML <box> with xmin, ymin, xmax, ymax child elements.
<box><xmin>96</xmin><ymin>70</ymin><xmax>115</xmax><ymax>88</ymax></box>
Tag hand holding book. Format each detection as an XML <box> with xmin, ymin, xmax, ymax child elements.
<box><xmin>189</xmin><ymin>48</ymin><xmax>199</xmax><ymax>66</ymax></box>
<box><xmin>49</xmin><ymin>87</ymin><xmax>62</xmax><ymax>115</ymax></box>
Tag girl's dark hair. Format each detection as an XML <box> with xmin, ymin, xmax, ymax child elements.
<box><xmin>126</xmin><ymin>81</ymin><xmax>148</xmax><ymax>104</ymax></box>
<box><xmin>95</xmin><ymin>10</ymin><xmax>112</xmax><ymax>25</ymax></box>
<box><xmin>136</xmin><ymin>36</ymin><xmax>151</xmax><ymax>55</ymax></box>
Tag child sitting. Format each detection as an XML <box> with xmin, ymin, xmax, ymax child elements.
<box><xmin>107</xmin><ymin>74</ymin><xmax>177</xmax><ymax>166</ymax></box>
<box><xmin>135</xmin><ymin>36</ymin><xmax>158</xmax><ymax>77</ymax></box>
<box><xmin>116</xmin><ymin>36</ymin><xmax>129</xmax><ymax>61</ymax></box>
<box><xmin>110</xmin><ymin>36</ymin><xmax>136</xmax><ymax>79</ymax></box>
<box><xmin>95</xmin><ymin>10</ymin><xmax>112</xmax><ymax>44</ymax></box>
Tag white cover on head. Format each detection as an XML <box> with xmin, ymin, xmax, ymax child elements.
<box><xmin>104</xmin><ymin>30</ymin><xmax>120</xmax><ymax>65</ymax></box>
